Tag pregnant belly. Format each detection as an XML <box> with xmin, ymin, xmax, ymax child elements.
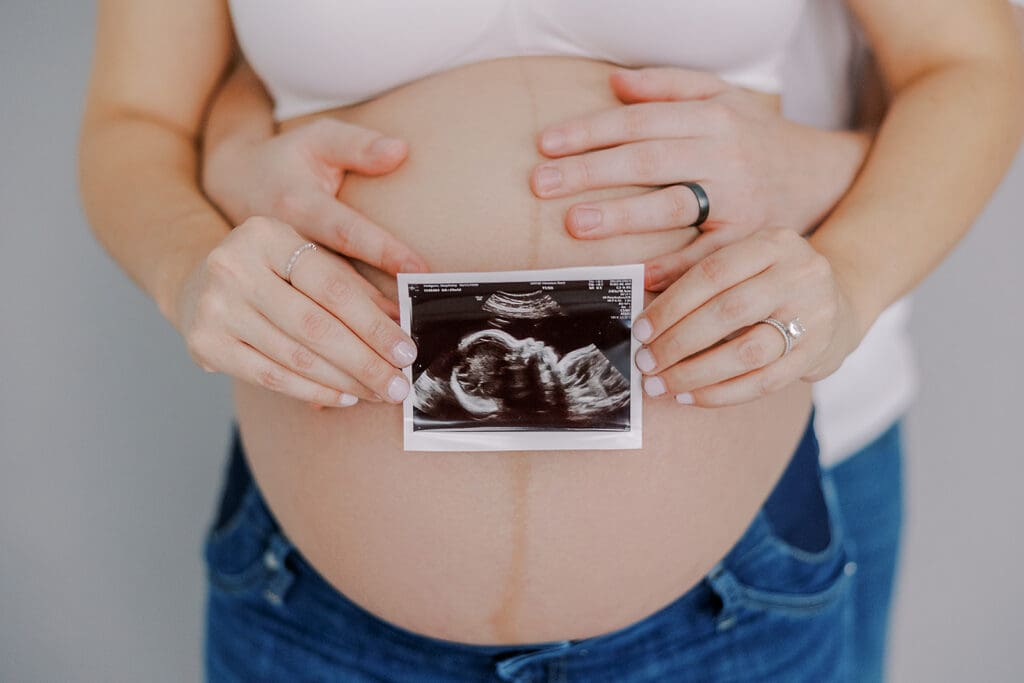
<box><xmin>234</xmin><ymin>56</ymin><xmax>811</xmax><ymax>644</ymax></box>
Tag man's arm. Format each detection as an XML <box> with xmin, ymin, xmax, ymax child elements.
<box><xmin>812</xmin><ymin>0</ymin><xmax>1024</xmax><ymax>336</ymax></box>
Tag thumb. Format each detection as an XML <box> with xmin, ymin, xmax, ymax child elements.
<box><xmin>302</xmin><ymin>118</ymin><xmax>408</xmax><ymax>175</ymax></box>
<box><xmin>610</xmin><ymin>67</ymin><xmax>727</xmax><ymax>104</ymax></box>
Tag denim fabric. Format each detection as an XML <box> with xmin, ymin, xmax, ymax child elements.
<box><xmin>204</xmin><ymin>421</ymin><xmax>855</xmax><ymax>682</ymax></box>
<box><xmin>827</xmin><ymin>422</ymin><xmax>904</xmax><ymax>683</ymax></box>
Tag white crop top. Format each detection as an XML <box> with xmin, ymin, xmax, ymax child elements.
<box><xmin>230</xmin><ymin>1</ymin><xmax>808</xmax><ymax>121</ymax></box>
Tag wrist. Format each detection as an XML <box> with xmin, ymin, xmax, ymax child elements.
<box><xmin>780</xmin><ymin>127</ymin><xmax>871</xmax><ymax>235</ymax></box>
<box><xmin>201</xmin><ymin>136</ymin><xmax>256</xmax><ymax>223</ymax></box>
<box><xmin>153</xmin><ymin>227</ymin><xmax>226</xmax><ymax>332</ymax></box>
<box><xmin>811</xmin><ymin>235</ymin><xmax>884</xmax><ymax>343</ymax></box>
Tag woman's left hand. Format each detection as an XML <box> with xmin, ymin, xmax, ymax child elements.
<box><xmin>530</xmin><ymin>67</ymin><xmax>865</xmax><ymax>291</ymax></box>
<box><xmin>632</xmin><ymin>228</ymin><xmax>864</xmax><ymax>407</ymax></box>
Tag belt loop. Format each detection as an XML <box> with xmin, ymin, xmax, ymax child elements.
<box><xmin>495</xmin><ymin>641</ymin><xmax>572</xmax><ymax>682</ymax></box>
<box><xmin>260</xmin><ymin>532</ymin><xmax>296</xmax><ymax>607</ymax></box>
<box><xmin>705</xmin><ymin>562</ymin><xmax>744</xmax><ymax>631</ymax></box>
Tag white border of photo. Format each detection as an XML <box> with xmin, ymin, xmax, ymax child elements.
<box><xmin>397</xmin><ymin>264</ymin><xmax>645</xmax><ymax>452</ymax></box>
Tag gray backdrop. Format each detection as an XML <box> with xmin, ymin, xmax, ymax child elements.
<box><xmin>1</xmin><ymin>3</ymin><xmax>1021</xmax><ymax>681</ymax></box>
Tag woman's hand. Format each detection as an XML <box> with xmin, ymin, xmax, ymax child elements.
<box><xmin>530</xmin><ymin>67</ymin><xmax>867</xmax><ymax>291</ymax></box>
<box><xmin>632</xmin><ymin>228</ymin><xmax>864</xmax><ymax>407</ymax></box>
<box><xmin>174</xmin><ymin>216</ymin><xmax>417</xmax><ymax>407</ymax></box>
<box><xmin>203</xmin><ymin>115</ymin><xmax>429</xmax><ymax>277</ymax></box>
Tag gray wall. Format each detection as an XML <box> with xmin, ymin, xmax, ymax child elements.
<box><xmin>1</xmin><ymin>2</ymin><xmax>1020</xmax><ymax>681</ymax></box>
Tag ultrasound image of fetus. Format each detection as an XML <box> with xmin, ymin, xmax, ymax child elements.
<box><xmin>413</xmin><ymin>329</ymin><xmax>630</xmax><ymax>429</ymax></box>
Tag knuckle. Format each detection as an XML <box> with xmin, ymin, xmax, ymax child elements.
<box><xmin>806</xmin><ymin>252</ymin><xmax>832</xmax><ymax>280</ymax></box>
<box><xmin>239</xmin><ymin>215</ymin><xmax>275</xmax><ymax>238</ymax></box>
<box><xmin>321</xmin><ymin>274</ymin><xmax>355</xmax><ymax>309</ymax></box>
<box><xmin>657</xmin><ymin>333</ymin><xmax>684</xmax><ymax>365</ymax></box>
<box><xmin>574</xmin><ymin>157</ymin><xmax>595</xmax><ymax>189</ymax></box>
<box><xmin>764</xmin><ymin>227</ymin><xmax>799</xmax><ymax>248</ymax></box>
<box><xmin>756</xmin><ymin>371</ymin><xmax>787</xmax><ymax>397</ymax></box>
<box><xmin>715</xmin><ymin>294</ymin><xmax>751</xmax><ymax>325</ymax></box>
<box><xmin>358</xmin><ymin>355</ymin><xmax>390</xmax><ymax>386</ymax></box>
<box><xmin>271</xmin><ymin>191</ymin><xmax>309</xmax><ymax>221</ymax></box>
<box><xmin>365</xmin><ymin>315</ymin><xmax>394</xmax><ymax>350</ymax></box>
<box><xmin>300</xmin><ymin>310</ymin><xmax>333</xmax><ymax>342</ymax></box>
<box><xmin>332</xmin><ymin>218</ymin><xmax>359</xmax><ymax>253</ymax></box>
<box><xmin>666</xmin><ymin>185</ymin><xmax>692</xmax><ymax>223</ymax></box>
<box><xmin>290</xmin><ymin>344</ymin><xmax>317</xmax><ymax>371</ymax></box>
<box><xmin>698</xmin><ymin>253</ymin><xmax>728</xmax><ymax>285</ymax></box>
<box><xmin>255</xmin><ymin>366</ymin><xmax>286</xmax><ymax>392</ymax></box>
<box><xmin>195</xmin><ymin>290</ymin><xmax>226</xmax><ymax>323</ymax></box>
<box><xmin>629</xmin><ymin>144</ymin><xmax>661</xmax><ymax>180</ymax></box>
<box><xmin>204</xmin><ymin>247</ymin><xmax>237</xmax><ymax>281</ymax></box>
<box><xmin>623</xmin><ymin>106</ymin><xmax>649</xmax><ymax>138</ymax></box>
<box><xmin>737</xmin><ymin>339</ymin><xmax>767</xmax><ymax>371</ymax></box>
<box><xmin>185</xmin><ymin>331</ymin><xmax>214</xmax><ymax>365</ymax></box>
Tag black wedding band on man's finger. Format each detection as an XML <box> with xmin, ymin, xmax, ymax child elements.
<box><xmin>678</xmin><ymin>181</ymin><xmax>710</xmax><ymax>231</ymax></box>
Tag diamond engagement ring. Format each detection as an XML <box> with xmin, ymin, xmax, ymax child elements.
<box><xmin>758</xmin><ymin>317</ymin><xmax>805</xmax><ymax>358</ymax></box>
<box><xmin>283</xmin><ymin>242</ymin><xmax>319</xmax><ymax>284</ymax></box>
<box><xmin>786</xmin><ymin>317</ymin><xmax>806</xmax><ymax>344</ymax></box>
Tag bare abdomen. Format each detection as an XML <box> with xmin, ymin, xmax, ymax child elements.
<box><xmin>234</xmin><ymin>56</ymin><xmax>811</xmax><ymax>644</ymax></box>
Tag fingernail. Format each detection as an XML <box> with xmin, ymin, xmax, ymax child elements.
<box><xmin>644</xmin><ymin>376</ymin><xmax>666</xmax><ymax>397</ymax></box>
<box><xmin>541</xmin><ymin>130</ymin><xmax>567</xmax><ymax>153</ymax></box>
<box><xmin>635</xmin><ymin>348</ymin><xmax>656</xmax><ymax>373</ymax></box>
<box><xmin>572</xmin><ymin>207</ymin><xmax>602</xmax><ymax>234</ymax></box>
<box><xmin>675</xmin><ymin>392</ymin><xmax>695</xmax><ymax>405</ymax></box>
<box><xmin>393</xmin><ymin>341</ymin><xmax>417</xmax><ymax>366</ymax></box>
<box><xmin>370</xmin><ymin>136</ymin><xmax>405</xmax><ymax>157</ymax></box>
<box><xmin>387</xmin><ymin>375</ymin><xmax>410</xmax><ymax>402</ymax></box>
<box><xmin>633</xmin><ymin>317</ymin><xmax>653</xmax><ymax>342</ymax></box>
<box><xmin>534</xmin><ymin>166</ymin><xmax>563</xmax><ymax>194</ymax></box>
<box><xmin>339</xmin><ymin>393</ymin><xmax>359</xmax><ymax>407</ymax></box>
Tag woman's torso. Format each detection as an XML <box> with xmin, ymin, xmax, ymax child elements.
<box><xmin>233</xmin><ymin>55</ymin><xmax>812</xmax><ymax>644</ymax></box>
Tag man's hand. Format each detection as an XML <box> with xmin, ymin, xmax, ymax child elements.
<box><xmin>531</xmin><ymin>67</ymin><xmax>869</xmax><ymax>291</ymax></box>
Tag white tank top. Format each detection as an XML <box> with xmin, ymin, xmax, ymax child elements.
<box><xmin>230</xmin><ymin>0</ymin><xmax>807</xmax><ymax>120</ymax></box>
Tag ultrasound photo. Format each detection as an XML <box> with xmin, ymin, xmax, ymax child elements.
<box><xmin>398</xmin><ymin>265</ymin><xmax>644</xmax><ymax>451</ymax></box>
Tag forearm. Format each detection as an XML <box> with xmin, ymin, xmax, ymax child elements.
<box><xmin>79</xmin><ymin>109</ymin><xmax>229</xmax><ymax>327</ymax></box>
<box><xmin>203</xmin><ymin>60</ymin><xmax>275</xmax><ymax>163</ymax></box>
<box><xmin>812</xmin><ymin>56</ymin><xmax>1024</xmax><ymax>334</ymax></box>
<box><xmin>787</xmin><ymin>126</ymin><xmax>872</xmax><ymax>234</ymax></box>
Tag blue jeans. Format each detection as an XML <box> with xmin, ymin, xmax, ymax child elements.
<box><xmin>204</xmin><ymin>420</ymin><xmax>856</xmax><ymax>682</ymax></box>
<box><xmin>827</xmin><ymin>423</ymin><xmax>904</xmax><ymax>683</ymax></box>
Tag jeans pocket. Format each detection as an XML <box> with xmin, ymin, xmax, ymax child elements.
<box><xmin>203</xmin><ymin>429</ymin><xmax>286</xmax><ymax>597</ymax></box>
<box><xmin>707</xmin><ymin>474</ymin><xmax>857</xmax><ymax>621</ymax></box>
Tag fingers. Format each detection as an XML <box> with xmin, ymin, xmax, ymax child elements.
<box><xmin>639</xmin><ymin>322</ymin><xmax>787</xmax><ymax>401</ymax></box>
<box><xmin>261</xmin><ymin>239</ymin><xmax>416</xmax><ymax>403</ymax></box>
<box><xmin>303</xmin><ymin>118</ymin><xmax>408</xmax><ymax>175</ymax></box>
<box><xmin>638</xmin><ymin>271</ymin><xmax>784</xmax><ymax>376</ymax></box>
<box><xmin>296</xmin><ymin>191</ymin><xmax>429</xmax><ymax>275</ymax></box>
<box><xmin>565</xmin><ymin>184</ymin><xmax>710</xmax><ymax>239</ymax></box>
<box><xmin>684</xmin><ymin>350</ymin><xmax>805</xmax><ymax>408</ymax></box>
<box><xmin>609</xmin><ymin>67</ymin><xmax>728</xmax><ymax>104</ymax></box>
<box><xmin>226</xmin><ymin>341</ymin><xmax>362</xmax><ymax>407</ymax></box>
<box><xmin>532</xmin><ymin>139</ymin><xmax>707</xmax><ymax>198</ymax></box>
<box><xmin>230</xmin><ymin>308</ymin><xmax>378</xmax><ymax>402</ymax></box>
<box><xmin>643</xmin><ymin>231</ymin><xmax>733</xmax><ymax>291</ymax></box>
<box><xmin>538</xmin><ymin>102</ymin><xmax>710</xmax><ymax>157</ymax></box>
<box><xmin>633</xmin><ymin>233</ymin><xmax>781</xmax><ymax>345</ymax></box>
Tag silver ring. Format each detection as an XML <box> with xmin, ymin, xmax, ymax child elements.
<box><xmin>283</xmin><ymin>242</ymin><xmax>318</xmax><ymax>284</ymax></box>
<box><xmin>759</xmin><ymin>317</ymin><xmax>793</xmax><ymax>357</ymax></box>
